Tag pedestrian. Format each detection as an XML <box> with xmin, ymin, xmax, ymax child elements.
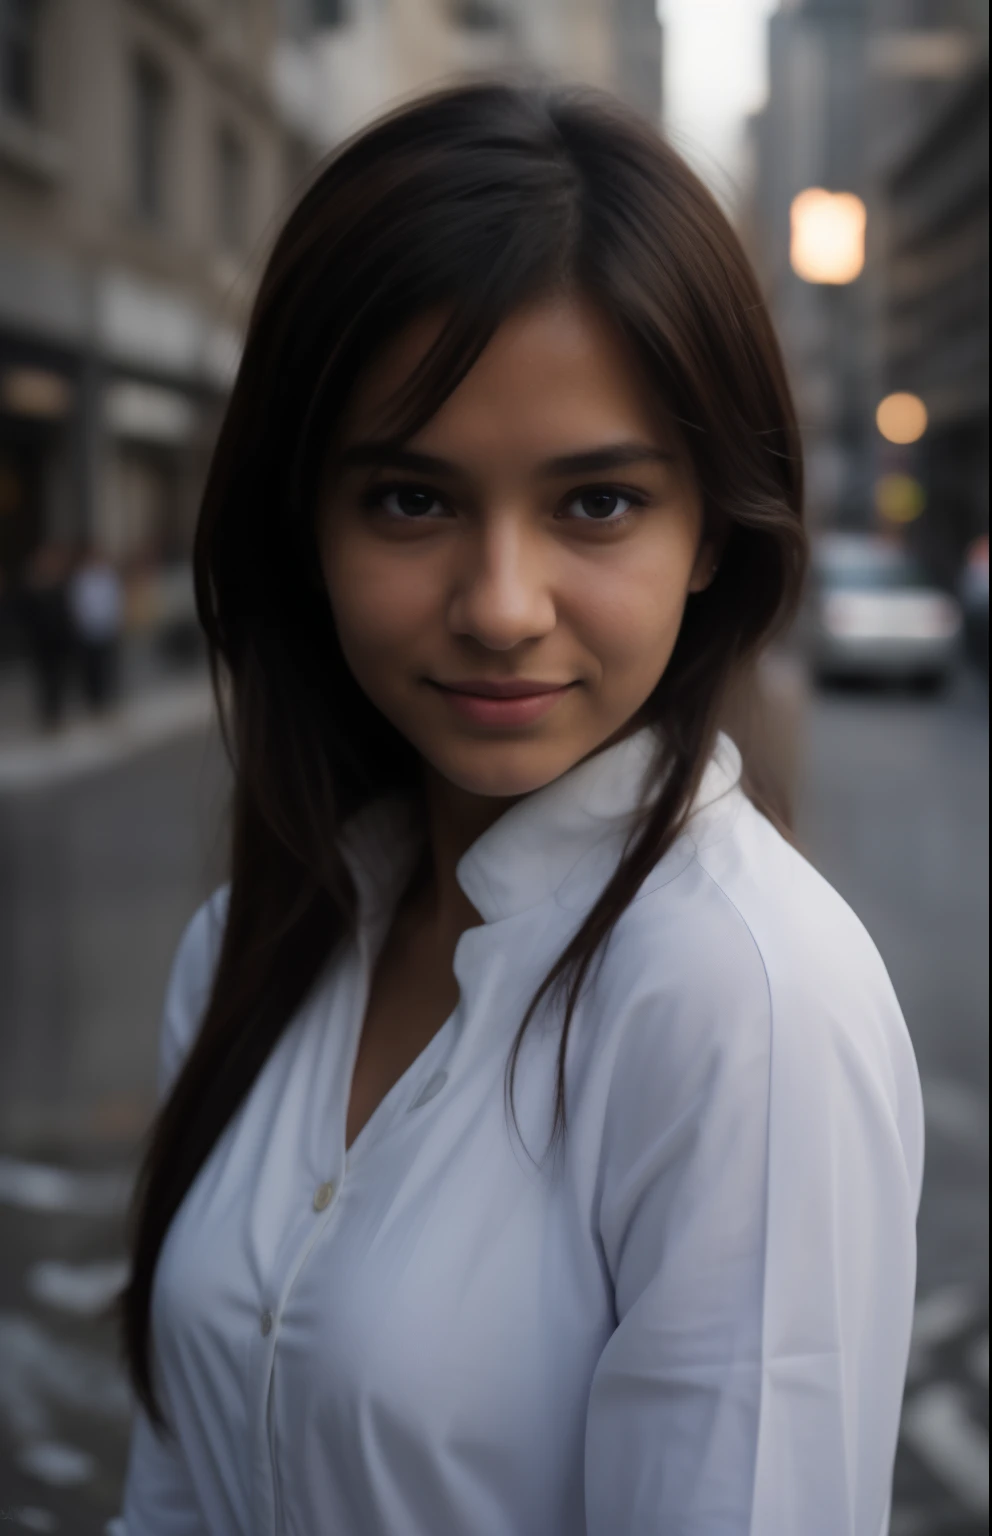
<box><xmin>67</xmin><ymin>545</ymin><xmax>123</xmax><ymax>713</ymax></box>
<box><xmin>16</xmin><ymin>541</ymin><xmax>73</xmax><ymax>730</ymax></box>
<box><xmin>114</xmin><ymin>84</ymin><xmax>923</xmax><ymax>1536</ymax></box>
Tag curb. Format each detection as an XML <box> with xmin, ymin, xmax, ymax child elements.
<box><xmin>0</xmin><ymin>677</ymin><xmax>215</xmax><ymax>794</ymax></box>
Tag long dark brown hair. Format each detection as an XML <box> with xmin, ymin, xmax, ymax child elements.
<box><xmin>119</xmin><ymin>80</ymin><xmax>806</xmax><ymax>1428</ymax></box>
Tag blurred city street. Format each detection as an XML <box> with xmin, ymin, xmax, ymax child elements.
<box><xmin>0</xmin><ymin>717</ymin><xmax>227</xmax><ymax>1535</ymax></box>
<box><xmin>0</xmin><ymin>0</ymin><xmax>987</xmax><ymax>1531</ymax></box>
<box><xmin>0</xmin><ymin>669</ymin><xmax>987</xmax><ymax>1533</ymax></box>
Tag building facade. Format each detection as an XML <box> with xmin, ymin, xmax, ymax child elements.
<box><xmin>303</xmin><ymin>0</ymin><xmax>662</xmax><ymax>150</ymax></box>
<box><xmin>746</xmin><ymin>0</ymin><xmax>872</xmax><ymax>527</ymax></box>
<box><xmin>869</xmin><ymin>4</ymin><xmax>988</xmax><ymax>582</ymax></box>
<box><xmin>0</xmin><ymin>0</ymin><xmax>320</xmax><ymax>605</ymax></box>
<box><xmin>746</xmin><ymin>0</ymin><xmax>988</xmax><ymax>577</ymax></box>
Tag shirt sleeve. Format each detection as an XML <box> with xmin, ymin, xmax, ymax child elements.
<box><xmin>113</xmin><ymin>891</ymin><xmax>229</xmax><ymax>1534</ymax></box>
<box><xmin>583</xmin><ymin>899</ymin><xmax>923</xmax><ymax>1536</ymax></box>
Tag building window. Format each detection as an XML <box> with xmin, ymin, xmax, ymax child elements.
<box><xmin>0</xmin><ymin>0</ymin><xmax>41</xmax><ymax>119</ymax></box>
<box><xmin>217</xmin><ymin>125</ymin><xmax>249</xmax><ymax>251</ymax></box>
<box><xmin>132</xmin><ymin>52</ymin><xmax>170</xmax><ymax>225</ymax></box>
<box><xmin>311</xmin><ymin>0</ymin><xmax>347</xmax><ymax>26</ymax></box>
<box><xmin>217</xmin><ymin>0</ymin><xmax>252</xmax><ymax>52</ymax></box>
<box><xmin>220</xmin><ymin>0</ymin><xmax>251</xmax><ymax>30</ymax></box>
<box><xmin>449</xmin><ymin>0</ymin><xmax>505</xmax><ymax>29</ymax></box>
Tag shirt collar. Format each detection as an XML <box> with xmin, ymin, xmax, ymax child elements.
<box><xmin>339</xmin><ymin>725</ymin><xmax>742</xmax><ymax>926</ymax></box>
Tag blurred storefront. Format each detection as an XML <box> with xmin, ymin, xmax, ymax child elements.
<box><xmin>0</xmin><ymin>342</ymin><xmax>78</xmax><ymax>572</ymax></box>
<box><xmin>0</xmin><ymin>0</ymin><xmax>324</xmax><ymax>657</ymax></box>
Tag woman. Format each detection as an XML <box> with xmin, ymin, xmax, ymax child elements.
<box><xmin>115</xmin><ymin>83</ymin><xmax>923</xmax><ymax>1535</ymax></box>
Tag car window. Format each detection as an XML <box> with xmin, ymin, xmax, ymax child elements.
<box><xmin>814</xmin><ymin>545</ymin><xmax>930</xmax><ymax>591</ymax></box>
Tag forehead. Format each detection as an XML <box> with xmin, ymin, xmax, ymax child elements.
<box><xmin>339</xmin><ymin>297</ymin><xmax>674</xmax><ymax>452</ymax></box>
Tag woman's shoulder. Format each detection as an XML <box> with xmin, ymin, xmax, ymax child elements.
<box><xmin>692</xmin><ymin>797</ymin><xmax>901</xmax><ymax>1018</ymax></box>
<box><xmin>593</xmin><ymin>806</ymin><xmax>922</xmax><ymax>1199</ymax></box>
<box><xmin>602</xmin><ymin>797</ymin><xmax>914</xmax><ymax>1094</ymax></box>
<box><xmin>157</xmin><ymin>886</ymin><xmax>230</xmax><ymax>1100</ymax></box>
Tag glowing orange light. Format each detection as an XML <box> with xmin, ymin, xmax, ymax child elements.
<box><xmin>790</xmin><ymin>189</ymin><xmax>866</xmax><ymax>284</ymax></box>
<box><xmin>876</xmin><ymin>392</ymin><xmax>928</xmax><ymax>445</ymax></box>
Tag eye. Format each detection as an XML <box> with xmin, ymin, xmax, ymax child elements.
<box><xmin>373</xmin><ymin>485</ymin><xmax>447</xmax><ymax>520</ymax></box>
<box><xmin>562</xmin><ymin>487</ymin><xmax>640</xmax><ymax>524</ymax></box>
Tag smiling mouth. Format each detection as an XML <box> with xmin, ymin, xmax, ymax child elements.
<box><xmin>429</xmin><ymin>681</ymin><xmax>577</xmax><ymax>698</ymax></box>
<box><xmin>426</xmin><ymin>679</ymin><xmax>577</xmax><ymax>727</ymax></box>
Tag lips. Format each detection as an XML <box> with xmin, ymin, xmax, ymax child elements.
<box><xmin>431</xmin><ymin>680</ymin><xmax>574</xmax><ymax>698</ymax></box>
<box><xmin>430</xmin><ymin>680</ymin><xmax>575</xmax><ymax>727</ymax></box>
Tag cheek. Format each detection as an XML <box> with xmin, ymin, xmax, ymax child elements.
<box><xmin>570</xmin><ymin>535</ymin><xmax>696</xmax><ymax>666</ymax></box>
<box><xmin>322</xmin><ymin>539</ymin><xmax>434</xmax><ymax>669</ymax></box>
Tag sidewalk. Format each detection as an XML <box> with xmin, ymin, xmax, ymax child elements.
<box><xmin>0</xmin><ymin>640</ymin><xmax>215</xmax><ymax>794</ymax></box>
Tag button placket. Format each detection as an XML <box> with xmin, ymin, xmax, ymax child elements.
<box><xmin>252</xmin><ymin>1300</ymin><xmax>282</xmax><ymax>1536</ymax></box>
<box><xmin>255</xmin><ymin>1181</ymin><xmax>347</xmax><ymax>1536</ymax></box>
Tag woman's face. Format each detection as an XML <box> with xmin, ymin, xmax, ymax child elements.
<box><xmin>319</xmin><ymin>297</ymin><xmax>716</xmax><ymax>802</ymax></box>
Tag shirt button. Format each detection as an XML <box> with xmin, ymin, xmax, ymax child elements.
<box><xmin>260</xmin><ymin>1310</ymin><xmax>273</xmax><ymax>1337</ymax></box>
<box><xmin>313</xmin><ymin>1180</ymin><xmax>336</xmax><ymax>1212</ymax></box>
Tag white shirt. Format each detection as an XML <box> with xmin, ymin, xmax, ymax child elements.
<box><xmin>115</xmin><ymin>726</ymin><xmax>924</xmax><ymax>1536</ymax></box>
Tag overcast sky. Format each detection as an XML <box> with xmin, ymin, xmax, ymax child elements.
<box><xmin>659</xmin><ymin>0</ymin><xmax>780</xmax><ymax>202</ymax></box>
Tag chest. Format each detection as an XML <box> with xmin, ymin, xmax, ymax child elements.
<box><xmin>155</xmin><ymin>1019</ymin><xmax>610</xmax><ymax>1536</ymax></box>
<box><xmin>152</xmin><ymin>911</ymin><xmax>622</xmax><ymax>1530</ymax></box>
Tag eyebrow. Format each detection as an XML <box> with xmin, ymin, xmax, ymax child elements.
<box><xmin>336</xmin><ymin>440</ymin><xmax>675</xmax><ymax>477</ymax></box>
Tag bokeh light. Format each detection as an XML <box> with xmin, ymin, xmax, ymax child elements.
<box><xmin>789</xmin><ymin>189</ymin><xmax>867</xmax><ymax>284</ymax></box>
<box><xmin>876</xmin><ymin>392</ymin><xmax>928</xmax><ymax>445</ymax></box>
<box><xmin>874</xmin><ymin>472</ymin><xmax>926</xmax><ymax>524</ymax></box>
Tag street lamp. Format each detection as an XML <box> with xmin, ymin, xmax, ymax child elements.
<box><xmin>789</xmin><ymin>188</ymin><xmax>866</xmax><ymax>284</ymax></box>
<box><xmin>875</xmin><ymin>392</ymin><xmax>928</xmax><ymax>444</ymax></box>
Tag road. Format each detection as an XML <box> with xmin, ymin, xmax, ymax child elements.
<box><xmin>797</xmin><ymin>673</ymin><xmax>989</xmax><ymax>1536</ymax></box>
<box><xmin>0</xmin><ymin>674</ymin><xmax>987</xmax><ymax>1534</ymax></box>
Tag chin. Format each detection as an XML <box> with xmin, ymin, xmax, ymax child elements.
<box><xmin>431</xmin><ymin>738</ymin><xmax>582</xmax><ymax>801</ymax></box>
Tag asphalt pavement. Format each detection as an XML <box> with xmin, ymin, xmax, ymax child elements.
<box><xmin>796</xmin><ymin>670</ymin><xmax>989</xmax><ymax>1536</ymax></box>
<box><xmin>0</xmin><ymin>669</ymin><xmax>987</xmax><ymax>1534</ymax></box>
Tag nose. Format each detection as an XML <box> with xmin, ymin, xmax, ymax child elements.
<box><xmin>446</xmin><ymin>515</ymin><xmax>557</xmax><ymax>651</ymax></box>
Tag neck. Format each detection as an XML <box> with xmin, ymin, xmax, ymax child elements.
<box><xmin>406</xmin><ymin>713</ymin><xmax>654</xmax><ymax>938</ymax></box>
<box><xmin>406</xmin><ymin>764</ymin><xmax>523</xmax><ymax>941</ymax></box>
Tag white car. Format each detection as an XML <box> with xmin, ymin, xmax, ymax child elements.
<box><xmin>807</xmin><ymin>534</ymin><xmax>962</xmax><ymax>691</ymax></box>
